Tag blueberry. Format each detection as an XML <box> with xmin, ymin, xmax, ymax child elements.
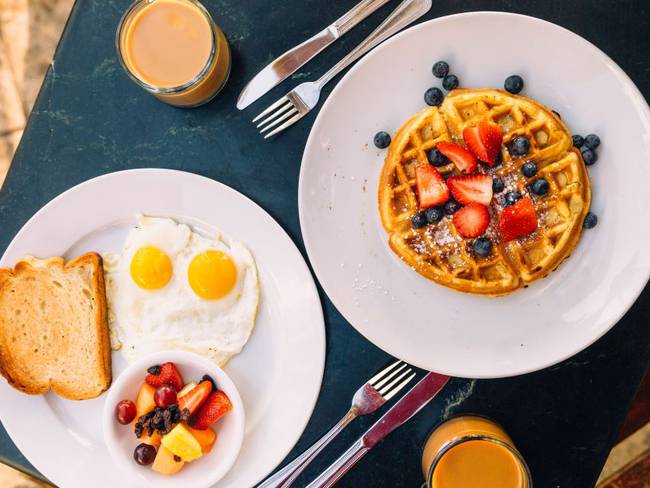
<box><xmin>424</xmin><ymin>87</ymin><xmax>444</xmax><ymax>106</ymax></box>
<box><xmin>442</xmin><ymin>74</ymin><xmax>459</xmax><ymax>91</ymax></box>
<box><xmin>492</xmin><ymin>177</ymin><xmax>505</xmax><ymax>193</ymax></box>
<box><xmin>425</xmin><ymin>207</ymin><xmax>443</xmax><ymax>224</ymax></box>
<box><xmin>504</xmin><ymin>75</ymin><xmax>524</xmax><ymax>94</ymax></box>
<box><xmin>581</xmin><ymin>148</ymin><xmax>598</xmax><ymax>166</ymax></box>
<box><xmin>572</xmin><ymin>134</ymin><xmax>584</xmax><ymax>148</ymax></box>
<box><xmin>521</xmin><ymin>162</ymin><xmax>537</xmax><ymax>178</ymax></box>
<box><xmin>493</xmin><ymin>151</ymin><xmax>503</xmax><ymax>167</ymax></box>
<box><xmin>373</xmin><ymin>131</ymin><xmax>391</xmax><ymax>149</ymax></box>
<box><xmin>509</xmin><ymin>136</ymin><xmax>530</xmax><ymax>156</ymax></box>
<box><xmin>530</xmin><ymin>178</ymin><xmax>550</xmax><ymax>196</ymax></box>
<box><xmin>427</xmin><ymin>147</ymin><xmax>448</xmax><ymax>167</ymax></box>
<box><xmin>584</xmin><ymin>134</ymin><xmax>600</xmax><ymax>149</ymax></box>
<box><xmin>444</xmin><ymin>199</ymin><xmax>461</xmax><ymax>215</ymax></box>
<box><xmin>472</xmin><ymin>237</ymin><xmax>493</xmax><ymax>257</ymax></box>
<box><xmin>505</xmin><ymin>191</ymin><xmax>522</xmax><ymax>206</ymax></box>
<box><xmin>411</xmin><ymin>212</ymin><xmax>428</xmax><ymax>229</ymax></box>
<box><xmin>583</xmin><ymin>212</ymin><xmax>598</xmax><ymax>229</ymax></box>
<box><xmin>432</xmin><ymin>61</ymin><xmax>449</xmax><ymax>79</ymax></box>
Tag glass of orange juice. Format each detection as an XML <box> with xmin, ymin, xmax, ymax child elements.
<box><xmin>116</xmin><ymin>0</ymin><xmax>231</xmax><ymax>107</ymax></box>
<box><xmin>422</xmin><ymin>415</ymin><xmax>532</xmax><ymax>488</ymax></box>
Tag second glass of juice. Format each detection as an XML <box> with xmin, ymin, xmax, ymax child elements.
<box><xmin>116</xmin><ymin>0</ymin><xmax>231</xmax><ymax>107</ymax></box>
<box><xmin>422</xmin><ymin>415</ymin><xmax>532</xmax><ymax>488</ymax></box>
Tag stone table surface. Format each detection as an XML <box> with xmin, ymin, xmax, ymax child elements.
<box><xmin>1</xmin><ymin>0</ymin><xmax>650</xmax><ymax>487</ymax></box>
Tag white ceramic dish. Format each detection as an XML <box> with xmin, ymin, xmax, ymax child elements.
<box><xmin>299</xmin><ymin>12</ymin><xmax>650</xmax><ymax>378</ymax></box>
<box><xmin>0</xmin><ymin>169</ymin><xmax>326</xmax><ymax>487</ymax></box>
<box><xmin>103</xmin><ymin>351</ymin><xmax>245</xmax><ymax>488</ymax></box>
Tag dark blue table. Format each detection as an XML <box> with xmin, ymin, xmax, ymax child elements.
<box><xmin>1</xmin><ymin>1</ymin><xmax>649</xmax><ymax>486</ymax></box>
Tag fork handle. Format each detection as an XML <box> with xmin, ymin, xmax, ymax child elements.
<box><xmin>256</xmin><ymin>409</ymin><xmax>359</xmax><ymax>488</ymax></box>
<box><xmin>304</xmin><ymin>438</ymin><xmax>369</xmax><ymax>488</ymax></box>
<box><xmin>316</xmin><ymin>0</ymin><xmax>432</xmax><ymax>89</ymax></box>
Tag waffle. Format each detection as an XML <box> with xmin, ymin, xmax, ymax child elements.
<box><xmin>378</xmin><ymin>89</ymin><xmax>591</xmax><ymax>296</ymax></box>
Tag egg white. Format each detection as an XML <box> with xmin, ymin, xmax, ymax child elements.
<box><xmin>104</xmin><ymin>215</ymin><xmax>259</xmax><ymax>366</ymax></box>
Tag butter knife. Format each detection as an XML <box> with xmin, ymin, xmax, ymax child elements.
<box><xmin>305</xmin><ymin>372</ymin><xmax>450</xmax><ymax>488</ymax></box>
<box><xmin>236</xmin><ymin>0</ymin><xmax>393</xmax><ymax>110</ymax></box>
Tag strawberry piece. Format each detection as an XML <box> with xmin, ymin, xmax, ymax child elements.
<box><xmin>178</xmin><ymin>380</ymin><xmax>213</xmax><ymax>416</ymax></box>
<box><xmin>498</xmin><ymin>196</ymin><xmax>538</xmax><ymax>242</ymax></box>
<box><xmin>452</xmin><ymin>203</ymin><xmax>490</xmax><ymax>238</ymax></box>
<box><xmin>145</xmin><ymin>363</ymin><xmax>183</xmax><ymax>391</ymax></box>
<box><xmin>447</xmin><ymin>174</ymin><xmax>493</xmax><ymax>206</ymax></box>
<box><xmin>415</xmin><ymin>164</ymin><xmax>449</xmax><ymax>208</ymax></box>
<box><xmin>190</xmin><ymin>391</ymin><xmax>233</xmax><ymax>430</ymax></box>
<box><xmin>462</xmin><ymin>121</ymin><xmax>503</xmax><ymax>166</ymax></box>
<box><xmin>436</xmin><ymin>142</ymin><xmax>478</xmax><ymax>173</ymax></box>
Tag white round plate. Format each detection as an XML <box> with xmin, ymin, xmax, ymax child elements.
<box><xmin>299</xmin><ymin>12</ymin><xmax>650</xmax><ymax>378</ymax></box>
<box><xmin>0</xmin><ymin>169</ymin><xmax>325</xmax><ymax>487</ymax></box>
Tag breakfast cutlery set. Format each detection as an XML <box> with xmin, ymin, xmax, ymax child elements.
<box><xmin>237</xmin><ymin>0</ymin><xmax>433</xmax><ymax>138</ymax></box>
<box><xmin>257</xmin><ymin>361</ymin><xmax>449</xmax><ymax>487</ymax></box>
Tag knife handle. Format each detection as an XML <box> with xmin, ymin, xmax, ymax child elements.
<box><xmin>332</xmin><ymin>0</ymin><xmax>392</xmax><ymax>36</ymax></box>
<box><xmin>317</xmin><ymin>0</ymin><xmax>432</xmax><ymax>89</ymax></box>
<box><xmin>304</xmin><ymin>438</ymin><xmax>370</xmax><ymax>488</ymax></box>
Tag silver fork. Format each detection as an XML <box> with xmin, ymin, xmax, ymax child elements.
<box><xmin>256</xmin><ymin>360</ymin><xmax>416</xmax><ymax>488</ymax></box>
<box><xmin>253</xmin><ymin>0</ymin><xmax>432</xmax><ymax>138</ymax></box>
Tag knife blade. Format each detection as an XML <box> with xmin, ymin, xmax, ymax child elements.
<box><xmin>306</xmin><ymin>372</ymin><xmax>450</xmax><ymax>488</ymax></box>
<box><xmin>236</xmin><ymin>0</ymin><xmax>393</xmax><ymax>110</ymax></box>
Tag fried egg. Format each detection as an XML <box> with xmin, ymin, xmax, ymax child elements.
<box><xmin>104</xmin><ymin>215</ymin><xmax>259</xmax><ymax>366</ymax></box>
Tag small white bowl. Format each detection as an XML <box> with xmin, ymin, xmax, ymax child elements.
<box><xmin>102</xmin><ymin>351</ymin><xmax>245</xmax><ymax>488</ymax></box>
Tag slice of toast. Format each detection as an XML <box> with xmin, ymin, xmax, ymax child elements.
<box><xmin>0</xmin><ymin>253</ymin><xmax>112</xmax><ymax>399</ymax></box>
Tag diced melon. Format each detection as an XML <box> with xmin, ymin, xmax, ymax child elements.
<box><xmin>135</xmin><ymin>383</ymin><xmax>157</xmax><ymax>420</ymax></box>
<box><xmin>138</xmin><ymin>429</ymin><xmax>161</xmax><ymax>447</ymax></box>
<box><xmin>161</xmin><ymin>424</ymin><xmax>203</xmax><ymax>462</ymax></box>
<box><xmin>152</xmin><ymin>445</ymin><xmax>185</xmax><ymax>475</ymax></box>
<box><xmin>185</xmin><ymin>424</ymin><xmax>217</xmax><ymax>453</ymax></box>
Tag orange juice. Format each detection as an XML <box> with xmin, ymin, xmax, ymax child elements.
<box><xmin>117</xmin><ymin>0</ymin><xmax>231</xmax><ymax>107</ymax></box>
<box><xmin>422</xmin><ymin>416</ymin><xmax>531</xmax><ymax>488</ymax></box>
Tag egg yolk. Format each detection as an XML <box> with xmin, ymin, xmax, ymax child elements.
<box><xmin>188</xmin><ymin>250</ymin><xmax>237</xmax><ymax>300</ymax></box>
<box><xmin>130</xmin><ymin>246</ymin><xmax>173</xmax><ymax>290</ymax></box>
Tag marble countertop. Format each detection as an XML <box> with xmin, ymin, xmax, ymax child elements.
<box><xmin>1</xmin><ymin>0</ymin><xmax>650</xmax><ymax>486</ymax></box>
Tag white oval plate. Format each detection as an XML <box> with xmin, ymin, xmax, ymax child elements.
<box><xmin>299</xmin><ymin>12</ymin><xmax>650</xmax><ymax>378</ymax></box>
<box><xmin>0</xmin><ymin>169</ymin><xmax>325</xmax><ymax>487</ymax></box>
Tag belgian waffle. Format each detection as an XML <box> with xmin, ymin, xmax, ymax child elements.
<box><xmin>378</xmin><ymin>89</ymin><xmax>591</xmax><ymax>296</ymax></box>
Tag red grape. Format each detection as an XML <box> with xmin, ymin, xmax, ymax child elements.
<box><xmin>133</xmin><ymin>443</ymin><xmax>156</xmax><ymax>465</ymax></box>
<box><xmin>154</xmin><ymin>384</ymin><xmax>178</xmax><ymax>408</ymax></box>
<box><xmin>115</xmin><ymin>400</ymin><xmax>136</xmax><ymax>424</ymax></box>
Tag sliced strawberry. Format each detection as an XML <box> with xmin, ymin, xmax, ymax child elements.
<box><xmin>447</xmin><ymin>174</ymin><xmax>493</xmax><ymax>206</ymax></box>
<box><xmin>452</xmin><ymin>203</ymin><xmax>490</xmax><ymax>238</ymax></box>
<box><xmin>498</xmin><ymin>196</ymin><xmax>538</xmax><ymax>242</ymax></box>
<box><xmin>463</xmin><ymin>121</ymin><xmax>503</xmax><ymax>166</ymax></box>
<box><xmin>415</xmin><ymin>164</ymin><xmax>449</xmax><ymax>208</ymax></box>
<box><xmin>178</xmin><ymin>380</ymin><xmax>213</xmax><ymax>416</ymax></box>
<box><xmin>436</xmin><ymin>142</ymin><xmax>478</xmax><ymax>173</ymax></box>
<box><xmin>145</xmin><ymin>363</ymin><xmax>183</xmax><ymax>391</ymax></box>
<box><xmin>190</xmin><ymin>391</ymin><xmax>233</xmax><ymax>430</ymax></box>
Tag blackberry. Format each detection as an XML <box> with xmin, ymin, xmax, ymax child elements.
<box><xmin>147</xmin><ymin>365</ymin><xmax>161</xmax><ymax>375</ymax></box>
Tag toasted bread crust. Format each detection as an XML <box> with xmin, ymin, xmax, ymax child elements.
<box><xmin>0</xmin><ymin>253</ymin><xmax>112</xmax><ymax>399</ymax></box>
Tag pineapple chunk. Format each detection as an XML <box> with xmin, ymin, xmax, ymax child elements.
<box><xmin>161</xmin><ymin>424</ymin><xmax>203</xmax><ymax>462</ymax></box>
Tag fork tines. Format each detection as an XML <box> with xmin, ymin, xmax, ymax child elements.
<box><xmin>369</xmin><ymin>360</ymin><xmax>416</xmax><ymax>401</ymax></box>
<box><xmin>253</xmin><ymin>95</ymin><xmax>304</xmax><ymax>139</ymax></box>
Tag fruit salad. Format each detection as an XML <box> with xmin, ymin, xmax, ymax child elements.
<box><xmin>114</xmin><ymin>362</ymin><xmax>233</xmax><ymax>476</ymax></box>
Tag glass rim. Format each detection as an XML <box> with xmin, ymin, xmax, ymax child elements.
<box><xmin>425</xmin><ymin>435</ymin><xmax>533</xmax><ymax>488</ymax></box>
<box><xmin>115</xmin><ymin>0</ymin><xmax>218</xmax><ymax>95</ymax></box>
